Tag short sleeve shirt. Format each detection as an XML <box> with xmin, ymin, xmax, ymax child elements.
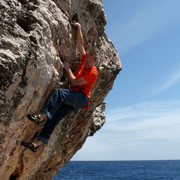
<box><xmin>71</xmin><ymin>53</ymin><xmax>98</xmax><ymax>98</ymax></box>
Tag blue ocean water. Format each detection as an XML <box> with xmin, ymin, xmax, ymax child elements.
<box><xmin>52</xmin><ymin>160</ymin><xmax>180</xmax><ymax>180</ymax></box>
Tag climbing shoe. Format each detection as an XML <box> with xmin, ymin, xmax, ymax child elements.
<box><xmin>27</xmin><ymin>114</ymin><xmax>41</xmax><ymax>126</ymax></box>
<box><xmin>21</xmin><ymin>141</ymin><xmax>39</xmax><ymax>152</ymax></box>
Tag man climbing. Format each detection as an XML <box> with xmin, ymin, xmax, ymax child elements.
<box><xmin>21</xmin><ymin>22</ymin><xmax>98</xmax><ymax>152</ymax></box>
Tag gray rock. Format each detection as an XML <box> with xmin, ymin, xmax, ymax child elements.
<box><xmin>0</xmin><ymin>0</ymin><xmax>121</xmax><ymax>179</ymax></box>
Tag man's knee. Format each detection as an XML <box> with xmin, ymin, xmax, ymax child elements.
<box><xmin>54</xmin><ymin>88</ymin><xmax>69</xmax><ymax>101</ymax></box>
<box><xmin>54</xmin><ymin>88</ymin><xmax>63</xmax><ymax>97</ymax></box>
<box><xmin>55</xmin><ymin>88</ymin><xmax>62</xmax><ymax>93</ymax></box>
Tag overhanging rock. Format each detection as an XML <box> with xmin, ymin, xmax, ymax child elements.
<box><xmin>0</xmin><ymin>0</ymin><xmax>122</xmax><ymax>179</ymax></box>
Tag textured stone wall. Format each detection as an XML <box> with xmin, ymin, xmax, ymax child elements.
<box><xmin>0</xmin><ymin>0</ymin><xmax>121</xmax><ymax>179</ymax></box>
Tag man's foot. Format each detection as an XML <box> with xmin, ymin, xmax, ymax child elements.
<box><xmin>27</xmin><ymin>114</ymin><xmax>41</xmax><ymax>126</ymax></box>
<box><xmin>21</xmin><ymin>141</ymin><xmax>39</xmax><ymax>152</ymax></box>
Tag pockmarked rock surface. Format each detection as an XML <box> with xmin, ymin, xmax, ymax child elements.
<box><xmin>0</xmin><ymin>0</ymin><xmax>121</xmax><ymax>179</ymax></box>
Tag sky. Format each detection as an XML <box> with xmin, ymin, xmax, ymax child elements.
<box><xmin>73</xmin><ymin>0</ymin><xmax>180</xmax><ymax>160</ymax></box>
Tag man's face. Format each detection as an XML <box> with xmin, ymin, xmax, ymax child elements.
<box><xmin>85</xmin><ymin>55</ymin><xmax>96</xmax><ymax>69</ymax></box>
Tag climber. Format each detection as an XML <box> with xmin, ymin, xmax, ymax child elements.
<box><xmin>21</xmin><ymin>22</ymin><xmax>98</xmax><ymax>152</ymax></box>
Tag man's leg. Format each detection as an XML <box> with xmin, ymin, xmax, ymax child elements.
<box><xmin>37</xmin><ymin>104</ymin><xmax>75</xmax><ymax>144</ymax></box>
<box><xmin>35</xmin><ymin>90</ymin><xmax>88</xmax><ymax>144</ymax></box>
<box><xmin>42</xmin><ymin>89</ymin><xmax>89</xmax><ymax>119</ymax></box>
<box><xmin>27</xmin><ymin>88</ymin><xmax>78</xmax><ymax>125</ymax></box>
<box><xmin>23</xmin><ymin>89</ymin><xmax>88</xmax><ymax>151</ymax></box>
<box><xmin>23</xmin><ymin>104</ymin><xmax>75</xmax><ymax>150</ymax></box>
<box><xmin>42</xmin><ymin>89</ymin><xmax>71</xmax><ymax>119</ymax></box>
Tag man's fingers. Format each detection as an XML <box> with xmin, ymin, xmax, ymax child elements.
<box><xmin>64</xmin><ymin>61</ymin><xmax>70</xmax><ymax>69</ymax></box>
<box><xmin>70</xmin><ymin>21</ymin><xmax>76</xmax><ymax>25</ymax></box>
<box><xmin>70</xmin><ymin>21</ymin><xmax>80</xmax><ymax>27</ymax></box>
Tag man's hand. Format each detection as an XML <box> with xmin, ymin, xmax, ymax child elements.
<box><xmin>63</xmin><ymin>61</ymin><xmax>87</xmax><ymax>86</ymax></box>
<box><xmin>71</xmin><ymin>21</ymin><xmax>81</xmax><ymax>27</ymax></box>
<box><xmin>64</xmin><ymin>61</ymin><xmax>70</xmax><ymax>71</ymax></box>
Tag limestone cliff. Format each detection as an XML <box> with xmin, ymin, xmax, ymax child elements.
<box><xmin>0</xmin><ymin>0</ymin><xmax>121</xmax><ymax>179</ymax></box>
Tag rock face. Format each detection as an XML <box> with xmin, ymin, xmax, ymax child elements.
<box><xmin>0</xmin><ymin>0</ymin><xmax>121</xmax><ymax>179</ymax></box>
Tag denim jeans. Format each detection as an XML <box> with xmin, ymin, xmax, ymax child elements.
<box><xmin>37</xmin><ymin>88</ymin><xmax>89</xmax><ymax>144</ymax></box>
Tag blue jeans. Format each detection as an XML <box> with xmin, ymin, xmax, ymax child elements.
<box><xmin>37</xmin><ymin>88</ymin><xmax>89</xmax><ymax>144</ymax></box>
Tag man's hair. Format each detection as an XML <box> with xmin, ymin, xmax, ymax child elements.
<box><xmin>87</xmin><ymin>49</ymin><xmax>97</xmax><ymax>61</ymax></box>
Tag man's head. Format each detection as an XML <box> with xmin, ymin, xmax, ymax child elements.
<box><xmin>85</xmin><ymin>51</ymin><xmax>97</xmax><ymax>69</ymax></box>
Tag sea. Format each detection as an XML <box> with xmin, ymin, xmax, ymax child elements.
<box><xmin>51</xmin><ymin>160</ymin><xmax>180</xmax><ymax>180</ymax></box>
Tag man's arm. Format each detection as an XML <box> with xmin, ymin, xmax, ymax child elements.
<box><xmin>64</xmin><ymin>61</ymin><xmax>87</xmax><ymax>86</ymax></box>
<box><xmin>71</xmin><ymin>22</ymin><xmax>86</xmax><ymax>57</ymax></box>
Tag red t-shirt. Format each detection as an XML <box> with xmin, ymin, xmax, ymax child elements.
<box><xmin>71</xmin><ymin>53</ymin><xmax>98</xmax><ymax>98</ymax></box>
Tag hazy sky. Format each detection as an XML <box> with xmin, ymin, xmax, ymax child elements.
<box><xmin>73</xmin><ymin>0</ymin><xmax>180</xmax><ymax>160</ymax></box>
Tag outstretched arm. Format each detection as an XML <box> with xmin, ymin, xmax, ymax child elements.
<box><xmin>71</xmin><ymin>22</ymin><xmax>86</xmax><ymax>57</ymax></box>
